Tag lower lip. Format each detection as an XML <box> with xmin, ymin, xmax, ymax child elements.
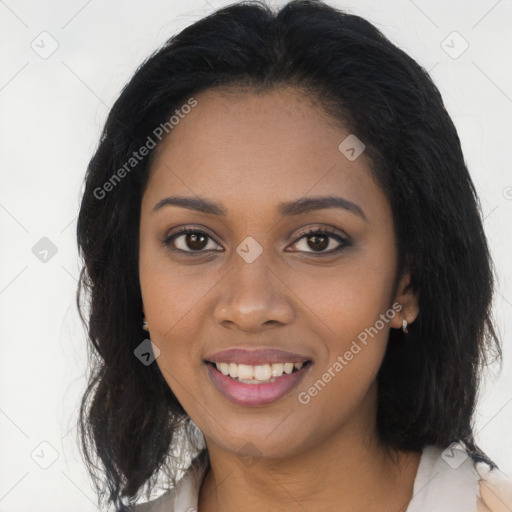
<box><xmin>206</xmin><ymin>362</ymin><xmax>311</xmax><ymax>406</ymax></box>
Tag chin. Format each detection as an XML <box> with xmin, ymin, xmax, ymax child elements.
<box><xmin>204</xmin><ymin>420</ymin><xmax>312</xmax><ymax>461</ymax></box>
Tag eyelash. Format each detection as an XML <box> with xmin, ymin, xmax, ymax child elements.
<box><xmin>162</xmin><ymin>226</ymin><xmax>350</xmax><ymax>256</ymax></box>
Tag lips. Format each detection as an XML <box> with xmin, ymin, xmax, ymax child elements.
<box><xmin>204</xmin><ymin>348</ymin><xmax>313</xmax><ymax>406</ymax></box>
<box><xmin>204</xmin><ymin>348</ymin><xmax>311</xmax><ymax>365</ymax></box>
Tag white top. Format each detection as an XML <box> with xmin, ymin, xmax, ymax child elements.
<box><xmin>132</xmin><ymin>444</ymin><xmax>512</xmax><ymax>511</ymax></box>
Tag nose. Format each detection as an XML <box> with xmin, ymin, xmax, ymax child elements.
<box><xmin>213</xmin><ymin>255</ymin><xmax>295</xmax><ymax>333</ymax></box>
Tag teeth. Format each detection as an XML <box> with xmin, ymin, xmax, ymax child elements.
<box><xmin>238</xmin><ymin>364</ymin><xmax>254</xmax><ymax>380</ymax></box>
<box><xmin>283</xmin><ymin>362</ymin><xmax>294</xmax><ymax>374</ymax></box>
<box><xmin>254</xmin><ymin>364</ymin><xmax>272</xmax><ymax>380</ymax></box>
<box><xmin>228</xmin><ymin>363</ymin><xmax>238</xmax><ymax>378</ymax></box>
<box><xmin>213</xmin><ymin>361</ymin><xmax>307</xmax><ymax>382</ymax></box>
<box><xmin>271</xmin><ymin>363</ymin><xmax>284</xmax><ymax>377</ymax></box>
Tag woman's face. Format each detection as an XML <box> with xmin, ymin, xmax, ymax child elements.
<box><xmin>139</xmin><ymin>86</ymin><xmax>417</xmax><ymax>459</ymax></box>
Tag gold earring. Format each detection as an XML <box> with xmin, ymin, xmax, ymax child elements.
<box><xmin>402</xmin><ymin>319</ymin><xmax>408</xmax><ymax>334</ymax></box>
<box><xmin>142</xmin><ymin>318</ymin><xmax>149</xmax><ymax>332</ymax></box>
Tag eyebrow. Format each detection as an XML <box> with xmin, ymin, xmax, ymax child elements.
<box><xmin>152</xmin><ymin>195</ymin><xmax>367</xmax><ymax>221</ymax></box>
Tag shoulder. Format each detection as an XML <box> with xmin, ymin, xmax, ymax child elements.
<box><xmin>475</xmin><ymin>460</ymin><xmax>512</xmax><ymax>512</ymax></box>
<box><xmin>129</xmin><ymin>449</ymin><xmax>209</xmax><ymax>512</ymax></box>
<box><xmin>408</xmin><ymin>443</ymin><xmax>512</xmax><ymax>512</ymax></box>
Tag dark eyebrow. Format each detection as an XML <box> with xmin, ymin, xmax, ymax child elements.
<box><xmin>152</xmin><ymin>195</ymin><xmax>367</xmax><ymax>221</ymax></box>
<box><xmin>278</xmin><ymin>196</ymin><xmax>367</xmax><ymax>221</ymax></box>
<box><xmin>152</xmin><ymin>196</ymin><xmax>227</xmax><ymax>216</ymax></box>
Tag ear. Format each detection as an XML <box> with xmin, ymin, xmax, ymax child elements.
<box><xmin>389</xmin><ymin>271</ymin><xmax>419</xmax><ymax>330</ymax></box>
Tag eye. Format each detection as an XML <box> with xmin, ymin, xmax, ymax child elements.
<box><xmin>288</xmin><ymin>227</ymin><xmax>349</xmax><ymax>255</ymax></box>
<box><xmin>162</xmin><ymin>226</ymin><xmax>350</xmax><ymax>255</ymax></box>
<box><xmin>163</xmin><ymin>227</ymin><xmax>222</xmax><ymax>253</ymax></box>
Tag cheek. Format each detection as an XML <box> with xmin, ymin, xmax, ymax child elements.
<box><xmin>291</xmin><ymin>247</ymin><xmax>396</xmax><ymax>393</ymax></box>
<box><xmin>138</xmin><ymin>248</ymin><xmax>218</xmax><ymax>399</ymax></box>
<box><xmin>292</xmin><ymin>253</ymin><xmax>396</xmax><ymax>346</ymax></box>
<box><xmin>155</xmin><ymin>350</ymin><xmax>200</xmax><ymax>406</ymax></box>
<box><xmin>292</xmin><ymin>273</ymin><xmax>392</xmax><ymax>430</ymax></box>
<box><xmin>141</xmin><ymin>283</ymin><xmax>213</xmax><ymax>387</ymax></box>
<box><xmin>139</xmin><ymin>242</ymin><xmax>216</xmax><ymax>339</ymax></box>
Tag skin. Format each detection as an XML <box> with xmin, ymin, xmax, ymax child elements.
<box><xmin>139</xmin><ymin>86</ymin><xmax>420</xmax><ymax>512</ymax></box>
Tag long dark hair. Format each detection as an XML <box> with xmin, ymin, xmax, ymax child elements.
<box><xmin>76</xmin><ymin>0</ymin><xmax>502</xmax><ymax>509</ymax></box>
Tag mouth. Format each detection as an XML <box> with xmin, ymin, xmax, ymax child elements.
<box><xmin>206</xmin><ymin>360</ymin><xmax>312</xmax><ymax>384</ymax></box>
<box><xmin>204</xmin><ymin>358</ymin><xmax>313</xmax><ymax>406</ymax></box>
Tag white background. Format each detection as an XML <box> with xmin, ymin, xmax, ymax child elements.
<box><xmin>1</xmin><ymin>0</ymin><xmax>511</xmax><ymax>510</ymax></box>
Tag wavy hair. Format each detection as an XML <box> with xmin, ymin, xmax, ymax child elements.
<box><xmin>76</xmin><ymin>0</ymin><xmax>502</xmax><ymax>509</ymax></box>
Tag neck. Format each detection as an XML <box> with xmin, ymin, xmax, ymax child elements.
<box><xmin>198</xmin><ymin>391</ymin><xmax>421</xmax><ymax>512</ymax></box>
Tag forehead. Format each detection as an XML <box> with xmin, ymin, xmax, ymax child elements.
<box><xmin>145</xmin><ymin>86</ymin><xmax>384</xmax><ymax>218</ymax></box>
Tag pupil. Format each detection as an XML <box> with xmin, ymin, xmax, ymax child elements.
<box><xmin>187</xmin><ymin>233</ymin><xmax>207</xmax><ymax>250</ymax></box>
<box><xmin>308</xmin><ymin>234</ymin><xmax>328</xmax><ymax>251</ymax></box>
<box><xmin>185</xmin><ymin>233</ymin><xmax>329</xmax><ymax>251</ymax></box>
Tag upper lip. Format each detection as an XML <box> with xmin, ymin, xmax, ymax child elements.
<box><xmin>205</xmin><ymin>348</ymin><xmax>312</xmax><ymax>365</ymax></box>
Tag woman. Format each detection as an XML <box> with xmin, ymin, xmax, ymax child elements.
<box><xmin>76</xmin><ymin>1</ymin><xmax>512</xmax><ymax>511</ymax></box>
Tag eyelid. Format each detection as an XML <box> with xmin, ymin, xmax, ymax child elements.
<box><xmin>292</xmin><ymin>225</ymin><xmax>347</xmax><ymax>241</ymax></box>
<box><xmin>162</xmin><ymin>225</ymin><xmax>222</xmax><ymax>250</ymax></box>
<box><xmin>162</xmin><ymin>224</ymin><xmax>350</xmax><ymax>254</ymax></box>
<box><xmin>286</xmin><ymin>225</ymin><xmax>349</xmax><ymax>254</ymax></box>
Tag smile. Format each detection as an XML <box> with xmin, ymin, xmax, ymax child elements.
<box><xmin>212</xmin><ymin>361</ymin><xmax>306</xmax><ymax>383</ymax></box>
<box><xmin>205</xmin><ymin>360</ymin><xmax>312</xmax><ymax>406</ymax></box>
